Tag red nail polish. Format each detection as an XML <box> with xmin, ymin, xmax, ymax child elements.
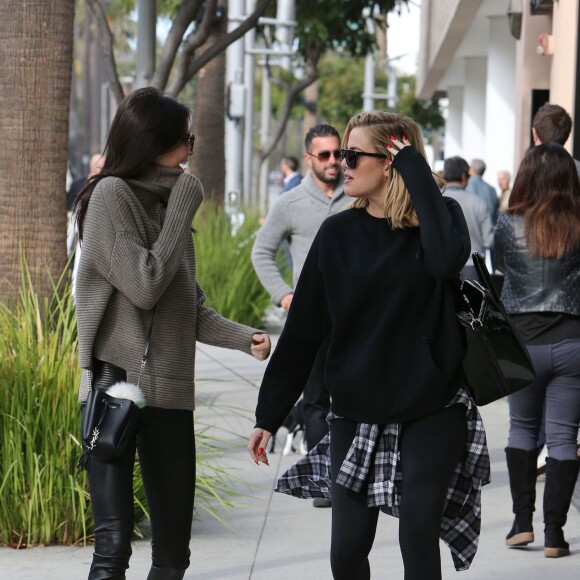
<box><xmin>390</xmin><ymin>134</ymin><xmax>395</xmax><ymax>140</ymax></box>
<box><xmin>258</xmin><ymin>447</ymin><xmax>265</xmax><ymax>456</ymax></box>
<box><xmin>402</xmin><ymin>133</ymin><xmax>407</xmax><ymax>140</ymax></box>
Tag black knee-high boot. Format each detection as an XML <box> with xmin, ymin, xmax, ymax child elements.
<box><xmin>88</xmin><ymin>551</ymin><xmax>131</xmax><ymax>580</ymax></box>
<box><xmin>87</xmin><ymin>526</ymin><xmax>132</xmax><ymax>580</ymax></box>
<box><xmin>543</xmin><ymin>457</ymin><xmax>580</xmax><ymax>558</ymax></box>
<box><xmin>147</xmin><ymin>565</ymin><xmax>186</xmax><ymax>579</ymax></box>
<box><xmin>505</xmin><ymin>447</ymin><xmax>538</xmax><ymax>547</ymax></box>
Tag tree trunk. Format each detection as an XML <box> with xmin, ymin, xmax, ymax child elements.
<box><xmin>0</xmin><ymin>1</ymin><xmax>75</xmax><ymax>303</ymax></box>
<box><xmin>303</xmin><ymin>78</ymin><xmax>319</xmax><ymax>136</ymax></box>
<box><xmin>191</xmin><ymin>0</ymin><xmax>227</xmax><ymax>203</ymax></box>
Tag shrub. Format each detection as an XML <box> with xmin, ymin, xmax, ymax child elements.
<box><xmin>194</xmin><ymin>202</ymin><xmax>271</xmax><ymax>328</ymax></box>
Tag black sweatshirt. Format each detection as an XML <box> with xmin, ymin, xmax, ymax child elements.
<box><xmin>255</xmin><ymin>147</ymin><xmax>471</xmax><ymax>433</ymax></box>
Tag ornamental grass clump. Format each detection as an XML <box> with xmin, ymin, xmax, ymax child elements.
<box><xmin>0</xmin><ymin>265</ymin><xmax>90</xmax><ymax>547</ymax></box>
<box><xmin>0</xmin><ymin>245</ymin><xmax>257</xmax><ymax>547</ymax></box>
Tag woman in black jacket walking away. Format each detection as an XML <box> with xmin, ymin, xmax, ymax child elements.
<box><xmin>495</xmin><ymin>143</ymin><xmax>580</xmax><ymax>558</ymax></box>
<box><xmin>74</xmin><ymin>87</ymin><xmax>271</xmax><ymax>579</ymax></box>
<box><xmin>248</xmin><ymin>111</ymin><xmax>490</xmax><ymax>579</ymax></box>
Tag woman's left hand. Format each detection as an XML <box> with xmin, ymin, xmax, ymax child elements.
<box><xmin>248</xmin><ymin>428</ymin><xmax>272</xmax><ymax>465</ymax></box>
<box><xmin>251</xmin><ymin>333</ymin><xmax>271</xmax><ymax>361</ymax></box>
<box><xmin>386</xmin><ymin>134</ymin><xmax>412</xmax><ymax>162</ymax></box>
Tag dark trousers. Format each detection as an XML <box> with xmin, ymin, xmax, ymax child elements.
<box><xmin>302</xmin><ymin>341</ymin><xmax>331</xmax><ymax>451</ymax></box>
<box><xmin>329</xmin><ymin>405</ymin><xmax>467</xmax><ymax>580</ymax></box>
<box><xmin>508</xmin><ymin>339</ymin><xmax>580</xmax><ymax>461</ymax></box>
<box><xmin>87</xmin><ymin>406</ymin><xmax>196</xmax><ymax>579</ymax></box>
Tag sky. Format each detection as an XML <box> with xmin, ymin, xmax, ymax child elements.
<box><xmin>386</xmin><ymin>0</ymin><xmax>421</xmax><ymax>75</ymax></box>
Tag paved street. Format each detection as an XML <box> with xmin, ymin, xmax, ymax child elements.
<box><xmin>1</xmin><ymin>337</ymin><xmax>579</xmax><ymax>579</ymax></box>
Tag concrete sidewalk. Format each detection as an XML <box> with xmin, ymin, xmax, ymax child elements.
<box><xmin>1</xmin><ymin>337</ymin><xmax>579</xmax><ymax>579</ymax></box>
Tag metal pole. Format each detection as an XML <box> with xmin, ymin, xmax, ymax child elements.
<box><xmin>243</xmin><ymin>0</ymin><xmax>256</xmax><ymax>207</ymax></box>
<box><xmin>135</xmin><ymin>0</ymin><xmax>156</xmax><ymax>88</ymax></box>
<box><xmin>225</xmin><ymin>0</ymin><xmax>246</xmax><ymax>213</ymax></box>
<box><xmin>276</xmin><ymin>0</ymin><xmax>295</xmax><ymax>70</ymax></box>
<box><xmin>258</xmin><ymin>65</ymin><xmax>271</xmax><ymax>216</ymax></box>
<box><xmin>386</xmin><ymin>11</ymin><xmax>398</xmax><ymax>110</ymax></box>
<box><xmin>363</xmin><ymin>53</ymin><xmax>375</xmax><ymax>111</ymax></box>
<box><xmin>387</xmin><ymin>63</ymin><xmax>398</xmax><ymax>109</ymax></box>
<box><xmin>363</xmin><ymin>16</ymin><xmax>375</xmax><ymax>111</ymax></box>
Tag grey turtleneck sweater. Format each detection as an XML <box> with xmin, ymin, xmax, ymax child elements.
<box><xmin>76</xmin><ymin>165</ymin><xmax>260</xmax><ymax>410</ymax></box>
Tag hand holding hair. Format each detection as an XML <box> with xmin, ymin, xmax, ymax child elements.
<box><xmin>385</xmin><ymin>134</ymin><xmax>412</xmax><ymax>163</ymax></box>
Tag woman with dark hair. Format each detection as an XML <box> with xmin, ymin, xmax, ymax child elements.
<box><xmin>248</xmin><ymin>111</ymin><xmax>490</xmax><ymax>579</ymax></box>
<box><xmin>495</xmin><ymin>143</ymin><xmax>580</xmax><ymax>558</ymax></box>
<box><xmin>74</xmin><ymin>87</ymin><xmax>271</xmax><ymax>580</ymax></box>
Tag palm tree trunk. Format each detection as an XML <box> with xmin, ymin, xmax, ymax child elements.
<box><xmin>190</xmin><ymin>0</ymin><xmax>228</xmax><ymax>203</ymax></box>
<box><xmin>0</xmin><ymin>1</ymin><xmax>75</xmax><ymax>303</ymax></box>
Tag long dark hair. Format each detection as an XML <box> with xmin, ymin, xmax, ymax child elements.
<box><xmin>73</xmin><ymin>87</ymin><xmax>191</xmax><ymax>240</ymax></box>
<box><xmin>508</xmin><ymin>143</ymin><xmax>580</xmax><ymax>259</ymax></box>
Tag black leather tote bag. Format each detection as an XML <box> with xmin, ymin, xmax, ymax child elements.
<box><xmin>456</xmin><ymin>252</ymin><xmax>536</xmax><ymax>405</ymax></box>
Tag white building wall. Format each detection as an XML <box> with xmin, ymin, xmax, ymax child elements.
<box><xmin>445</xmin><ymin>86</ymin><xmax>464</xmax><ymax>158</ymax></box>
<box><xmin>484</xmin><ymin>15</ymin><xmax>517</xmax><ymax>187</ymax></box>
<box><xmin>419</xmin><ymin>0</ymin><xmax>580</xmax><ymax>174</ymax></box>
<box><xmin>461</xmin><ymin>57</ymin><xmax>487</xmax><ymax>162</ymax></box>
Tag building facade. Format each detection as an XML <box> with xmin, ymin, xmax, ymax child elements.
<box><xmin>417</xmin><ymin>0</ymin><xmax>580</xmax><ymax>182</ymax></box>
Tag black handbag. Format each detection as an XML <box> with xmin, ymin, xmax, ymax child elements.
<box><xmin>456</xmin><ymin>252</ymin><xmax>535</xmax><ymax>405</ymax></box>
<box><xmin>79</xmin><ymin>313</ymin><xmax>154</xmax><ymax>469</ymax></box>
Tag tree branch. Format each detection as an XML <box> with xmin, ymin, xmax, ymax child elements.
<box><xmin>86</xmin><ymin>0</ymin><xmax>125</xmax><ymax>105</ymax></box>
<box><xmin>151</xmin><ymin>0</ymin><xmax>205</xmax><ymax>90</ymax></box>
<box><xmin>259</xmin><ymin>65</ymin><xmax>319</xmax><ymax>163</ymax></box>
<box><xmin>167</xmin><ymin>0</ymin><xmax>274</xmax><ymax>97</ymax></box>
<box><xmin>166</xmin><ymin>0</ymin><xmax>218</xmax><ymax>96</ymax></box>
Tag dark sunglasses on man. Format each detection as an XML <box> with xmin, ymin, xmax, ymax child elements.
<box><xmin>306</xmin><ymin>149</ymin><xmax>341</xmax><ymax>163</ymax></box>
<box><xmin>340</xmin><ymin>148</ymin><xmax>387</xmax><ymax>170</ymax></box>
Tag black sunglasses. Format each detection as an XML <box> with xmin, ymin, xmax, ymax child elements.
<box><xmin>181</xmin><ymin>133</ymin><xmax>195</xmax><ymax>151</ymax></box>
<box><xmin>306</xmin><ymin>149</ymin><xmax>341</xmax><ymax>162</ymax></box>
<box><xmin>340</xmin><ymin>148</ymin><xmax>386</xmax><ymax>169</ymax></box>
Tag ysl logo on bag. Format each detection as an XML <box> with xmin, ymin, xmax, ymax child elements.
<box><xmin>88</xmin><ymin>427</ymin><xmax>100</xmax><ymax>451</ymax></box>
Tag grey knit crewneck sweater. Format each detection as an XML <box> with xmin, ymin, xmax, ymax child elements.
<box><xmin>75</xmin><ymin>165</ymin><xmax>260</xmax><ymax>410</ymax></box>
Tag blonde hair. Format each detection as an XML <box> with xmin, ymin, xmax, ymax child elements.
<box><xmin>343</xmin><ymin>111</ymin><xmax>444</xmax><ymax>228</ymax></box>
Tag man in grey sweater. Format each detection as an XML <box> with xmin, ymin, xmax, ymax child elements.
<box><xmin>252</xmin><ymin>125</ymin><xmax>349</xmax><ymax>506</ymax></box>
<box><xmin>443</xmin><ymin>156</ymin><xmax>494</xmax><ymax>280</ymax></box>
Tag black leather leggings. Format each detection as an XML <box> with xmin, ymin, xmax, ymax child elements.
<box><xmin>329</xmin><ymin>405</ymin><xmax>467</xmax><ymax>580</ymax></box>
<box><xmin>86</xmin><ymin>361</ymin><xmax>196</xmax><ymax>579</ymax></box>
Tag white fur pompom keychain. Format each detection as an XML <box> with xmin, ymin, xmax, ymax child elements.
<box><xmin>106</xmin><ymin>382</ymin><xmax>147</xmax><ymax>409</ymax></box>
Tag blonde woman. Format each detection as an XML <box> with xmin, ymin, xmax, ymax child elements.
<box><xmin>248</xmin><ymin>111</ymin><xmax>490</xmax><ymax>579</ymax></box>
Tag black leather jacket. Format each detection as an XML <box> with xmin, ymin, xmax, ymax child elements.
<box><xmin>494</xmin><ymin>214</ymin><xmax>580</xmax><ymax>315</ymax></box>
